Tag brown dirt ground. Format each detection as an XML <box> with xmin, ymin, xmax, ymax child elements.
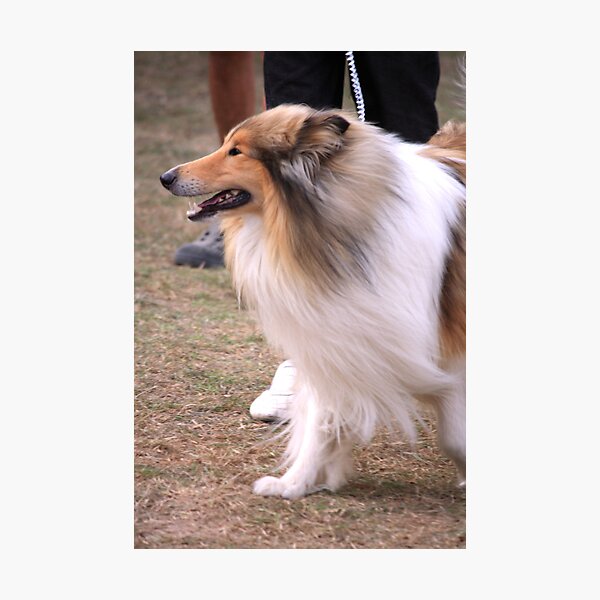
<box><xmin>134</xmin><ymin>51</ymin><xmax>466</xmax><ymax>549</ymax></box>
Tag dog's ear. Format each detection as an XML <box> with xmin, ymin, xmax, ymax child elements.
<box><xmin>294</xmin><ymin>112</ymin><xmax>350</xmax><ymax>163</ymax></box>
<box><xmin>264</xmin><ymin>111</ymin><xmax>351</xmax><ymax>191</ymax></box>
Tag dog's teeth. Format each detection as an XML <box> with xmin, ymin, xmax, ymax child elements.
<box><xmin>188</xmin><ymin>201</ymin><xmax>195</xmax><ymax>211</ymax></box>
<box><xmin>187</xmin><ymin>204</ymin><xmax>201</xmax><ymax>216</ymax></box>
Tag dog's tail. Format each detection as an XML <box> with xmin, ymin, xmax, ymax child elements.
<box><xmin>457</xmin><ymin>54</ymin><xmax>466</xmax><ymax>107</ymax></box>
<box><xmin>451</xmin><ymin>53</ymin><xmax>466</xmax><ymax>118</ymax></box>
<box><xmin>421</xmin><ymin>54</ymin><xmax>466</xmax><ymax>182</ymax></box>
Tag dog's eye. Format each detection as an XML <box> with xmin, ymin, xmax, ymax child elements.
<box><xmin>228</xmin><ymin>147</ymin><xmax>242</xmax><ymax>156</ymax></box>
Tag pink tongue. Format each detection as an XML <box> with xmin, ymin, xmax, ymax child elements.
<box><xmin>201</xmin><ymin>192</ymin><xmax>227</xmax><ymax>207</ymax></box>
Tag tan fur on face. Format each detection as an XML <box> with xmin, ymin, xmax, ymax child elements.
<box><xmin>420</xmin><ymin>121</ymin><xmax>466</xmax><ymax>360</ymax></box>
<box><xmin>174</xmin><ymin>135</ymin><xmax>269</xmax><ymax>218</ymax></box>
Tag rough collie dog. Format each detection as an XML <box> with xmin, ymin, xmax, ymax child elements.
<box><xmin>160</xmin><ymin>104</ymin><xmax>466</xmax><ymax>499</ymax></box>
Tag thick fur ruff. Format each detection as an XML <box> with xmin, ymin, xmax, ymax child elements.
<box><xmin>162</xmin><ymin>104</ymin><xmax>466</xmax><ymax>499</ymax></box>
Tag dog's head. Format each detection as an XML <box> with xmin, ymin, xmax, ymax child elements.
<box><xmin>159</xmin><ymin>104</ymin><xmax>351</xmax><ymax>221</ymax></box>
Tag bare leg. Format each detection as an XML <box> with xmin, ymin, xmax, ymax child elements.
<box><xmin>208</xmin><ymin>51</ymin><xmax>256</xmax><ymax>141</ymax></box>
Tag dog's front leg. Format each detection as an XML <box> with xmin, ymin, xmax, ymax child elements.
<box><xmin>253</xmin><ymin>384</ymin><xmax>353</xmax><ymax>499</ymax></box>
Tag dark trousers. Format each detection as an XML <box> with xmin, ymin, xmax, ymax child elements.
<box><xmin>263</xmin><ymin>51</ymin><xmax>440</xmax><ymax>144</ymax></box>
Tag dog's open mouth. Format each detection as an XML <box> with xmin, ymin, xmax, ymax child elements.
<box><xmin>186</xmin><ymin>189</ymin><xmax>251</xmax><ymax>221</ymax></box>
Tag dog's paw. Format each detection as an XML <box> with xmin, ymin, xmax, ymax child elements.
<box><xmin>253</xmin><ymin>476</ymin><xmax>287</xmax><ymax>497</ymax></box>
<box><xmin>252</xmin><ymin>476</ymin><xmax>313</xmax><ymax>499</ymax></box>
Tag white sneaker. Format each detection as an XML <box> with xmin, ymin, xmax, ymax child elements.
<box><xmin>250</xmin><ymin>360</ymin><xmax>296</xmax><ymax>422</ymax></box>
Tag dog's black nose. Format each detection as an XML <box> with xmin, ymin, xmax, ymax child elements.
<box><xmin>160</xmin><ymin>169</ymin><xmax>177</xmax><ymax>189</ymax></box>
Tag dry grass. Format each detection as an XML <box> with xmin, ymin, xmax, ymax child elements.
<box><xmin>134</xmin><ymin>51</ymin><xmax>466</xmax><ymax>549</ymax></box>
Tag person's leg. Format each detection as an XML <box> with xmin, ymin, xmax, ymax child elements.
<box><xmin>175</xmin><ymin>52</ymin><xmax>257</xmax><ymax>268</ymax></box>
<box><xmin>209</xmin><ymin>51</ymin><xmax>256</xmax><ymax>141</ymax></box>
<box><xmin>264</xmin><ymin>51</ymin><xmax>346</xmax><ymax>110</ymax></box>
<box><xmin>352</xmin><ymin>51</ymin><xmax>440</xmax><ymax>143</ymax></box>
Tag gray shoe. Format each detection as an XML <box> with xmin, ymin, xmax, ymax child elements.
<box><xmin>174</xmin><ymin>221</ymin><xmax>225</xmax><ymax>268</ymax></box>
